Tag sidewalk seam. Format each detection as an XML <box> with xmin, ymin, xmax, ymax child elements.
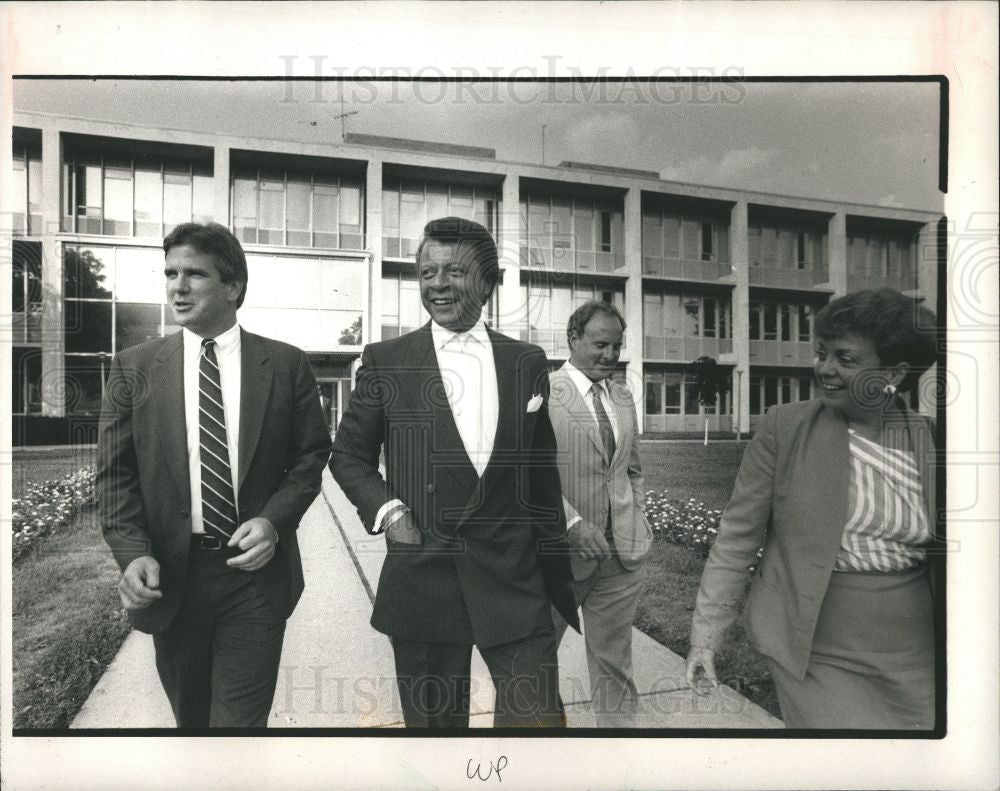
<box><xmin>321</xmin><ymin>487</ymin><xmax>376</xmax><ymax>605</ymax></box>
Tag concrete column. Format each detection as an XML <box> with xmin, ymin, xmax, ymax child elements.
<box><xmin>730</xmin><ymin>199</ymin><xmax>750</xmax><ymax>434</ymax></box>
<box><xmin>213</xmin><ymin>144</ymin><xmax>229</xmax><ymax>226</ymax></box>
<box><xmin>497</xmin><ymin>171</ymin><xmax>522</xmax><ymax>335</ymax></box>
<box><xmin>623</xmin><ymin>187</ymin><xmax>643</xmax><ymax>423</ymax></box>
<box><xmin>40</xmin><ymin>124</ymin><xmax>64</xmax><ymax>417</ymax></box>
<box><xmin>365</xmin><ymin>157</ymin><xmax>383</xmax><ymax>344</ymax></box>
<box><xmin>914</xmin><ymin>220</ymin><xmax>939</xmax><ymax>307</ymax></box>
<box><xmin>828</xmin><ymin>212</ymin><xmax>848</xmax><ymax>296</ymax></box>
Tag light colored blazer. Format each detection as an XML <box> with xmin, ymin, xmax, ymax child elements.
<box><xmin>690</xmin><ymin>398</ymin><xmax>938</xmax><ymax>680</ymax></box>
<box><xmin>548</xmin><ymin>363</ymin><xmax>653</xmax><ymax>581</ymax></box>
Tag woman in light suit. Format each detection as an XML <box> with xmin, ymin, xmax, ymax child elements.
<box><xmin>686</xmin><ymin>289</ymin><xmax>940</xmax><ymax>729</ymax></box>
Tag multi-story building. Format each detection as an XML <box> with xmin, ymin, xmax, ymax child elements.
<box><xmin>9</xmin><ymin>113</ymin><xmax>940</xmax><ymax>443</ymax></box>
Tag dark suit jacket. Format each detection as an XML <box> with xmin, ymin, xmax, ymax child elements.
<box><xmin>330</xmin><ymin>323</ymin><xmax>580</xmax><ymax>648</ymax></box>
<box><xmin>97</xmin><ymin>329</ymin><xmax>332</xmax><ymax>634</ymax></box>
<box><xmin>691</xmin><ymin>398</ymin><xmax>938</xmax><ymax>680</ymax></box>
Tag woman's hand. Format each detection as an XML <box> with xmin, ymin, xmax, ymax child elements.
<box><xmin>686</xmin><ymin>646</ymin><xmax>720</xmax><ymax>696</ymax></box>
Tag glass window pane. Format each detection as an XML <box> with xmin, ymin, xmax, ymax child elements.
<box><xmin>103</xmin><ymin>158</ymin><xmax>133</xmax><ymax>235</ymax></box>
<box><xmin>780</xmin><ymin>303</ymin><xmax>791</xmax><ymax>341</ymax></box>
<box><xmin>682</xmin><ymin>296</ymin><xmax>700</xmax><ymax>337</ymax></box>
<box><xmin>321</xmin><ymin>259</ymin><xmax>365</xmax><ymax>311</ymax></box>
<box><xmin>764</xmin><ymin>376</ymin><xmax>779</xmax><ymax>408</ymax></box>
<box><xmin>643</xmin><ymin>293</ymin><xmax>662</xmax><ymax>337</ymax></box>
<box><xmin>748</xmin><ymin>301</ymin><xmax>761</xmax><ymax>340</ymax></box>
<box><xmin>324</xmin><ymin>310</ymin><xmax>364</xmax><ymax>346</ymax></box>
<box><xmin>642</xmin><ymin>212</ymin><xmax>662</xmax><ymax>259</ymax></box>
<box><xmin>762</xmin><ymin>226</ymin><xmax>777</xmax><ymax>265</ymax></box>
<box><xmin>703</xmin><ymin>297</ymin><xmax>717</xmax><ymax>338</ymax></box>
<box><xmin>749</xmin><ymin>225</ymin><xmax>762</xmax><ymax>266</ymax></box>
<box><xmin>645</xmin><ymin>376</ymin><xmax>662</xmax><ymax>415</ymax></box>
<box><xmin>798</xmin><ymin>304</ymin><xmax>812</xmax><ymax>342</ymax></box>
<box><xmin>233</xmin><ymin>174</ymin><xmax>258</xmax><ymax>243</ymax></box>
<box><xmin>573</xmin><ymin>201</ymin><xmax>593</xmax><ymax>252</ymax></box>
<box><xmin>399</xmin><ymin>278</ymin><xmax>424</xmax><ymax>332</ymax></box>
<box><xmin>663</xmin><ymin>373</ymin><xmax>682</xmax><ymax>414</ymax></box>
<box><xmin>65</xmin><ymin>301</ymin><xmax>112</xmax><ymax>353</ymax></box>
<box><xmin>427</xmin><ymin>184</ymin><xmax>448</xmax><ymax>222</ymax></box>
<box><xmin>13</xmin><ymin>154</ymin><xmax>27</xmax><ymax>232</ymax></box>
<box><xmin>339</xmin><ymin>182</ymin><xmax>363</xmax><ymax>246</ymax></box>
<box><xmin>164</xmin><ymin>164</ymin><xmax>193</xmax><ymax>231</ymax></box>
<box><xmin>116</xmin><ymin>302</ymin><xmax>163</xmax><ymax>351</ymax></box>
<box><xmin>239</xmin><ymin>307</ymin><xmax>321</xmax><ymax>350</ymax></box>
<box><xmin>763</xmin><ymin>302</ymin><xmax>778</xmax><ymax>340</ymax></box>
<box><xmin>663</xmin><ymin>213</ymin><xmax>681</xmax><ymax>258</ymax></box>
<box><xmin>600</xmin><ymin>211</ymin><xmax>612</xmax><ymax>253</ymax></box>
<box><xmin>382</xmin><ymin>187</ymin><xmax>399</xmax><ymax>234</ymax></box>
<box><xmin>243</xmin><ymin>254</ymin><xmax>320</xmax><ymax>309</ymax></box>
<box><xmin>799</xmin><ymin>376</ymin><xmax>812</xmax><ymax>401</ymax></box>
<box><xmin>192</xmin><ymin>164</ymin><xmax>213</xmax><ymax>224</ymax></box>
<box><xmin>381</xmin><ymin>276</ymin><xmax>400</xmax><ymax>322</ymax></box>
<box><xmin>781</xmin><ymin>377</ymin><xmax>792</xmax><ymax>404</ymax></box>
<box><xmin>314</xmin><ymin>181</ymin><xmax>339</xmax><ymax>236</ymax></box>
<box><xmin>750</xmin><ymin>376</ymin><xmax>761</xmax><ymax>414</ymax></box>
<box><xmin>63</xmin><ymin>356</ymin><xmax>107</xmax><ymax>415</ymax></box>
<box><xmin>450</xmin><ymin>184</ymin><xmax>473</xmax><ymax>211</ymax></box>
<box><xmin>64</xmin><ymin>246</ymin><xmax>114</xmax><ymax>300</ymax></box>
<box><xmin>701</xmin><ymin>222</ymin><xmax>714</xmax><ymax>261</ymax></box>
<box><xmin>116</xmin><ymin>247</ymin><xmax>165</xmax><ymax>303</ymax></box>
<box><xmin>777</xmin><ymin>229</ymin><xmax>795</xmax><ymax>268</ymax></box>
<box><xmin>287</xmin><ymin>179</ymin><xmax>311</xmax><ymax>247</ymax></box>
<box><xmin>134</xmin><ymin>165</ymin><xmax>162</xmax><ymax>238</ymax></box>
<box><xmin>258</xmin><ymin>172</ymin><xmax>285</xmax><ymax>243</ymax></box>
<box><xmin>663</xmin><ymin>293</ymin><xmax>683</xmax><ymax>337</ymax></box>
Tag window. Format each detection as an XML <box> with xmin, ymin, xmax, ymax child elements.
<box><xmin>232</xmin><ymin>165</ymin><xmax>364</xmax><ymax>249</ymax></box>
<box><xmin>385</xmin><ymin>179</ymin><xmax>499</xmax><ymax>258</ymax></box>
<box><xmin>763</xmin><ymin>302</ymin><xmax>778</xmax><ymax>340</ymax></box>
<box><xmin>663</xmin><ymin>373</ymin><xmax>682</xmax><ymax>414</ymax></box>
<box><xmin>797</xmin><ymin>231</ymin><xmax>808</xmax><ymax>269</ymax></box>
<box><xmin>600</xmin><ymin>211</ymin><xmax>612</xmax><ymax>253</ymax></box>
<box><xmin>780</xmin><ymin>304</ymin><xmax>791</xmax><ymax>341</ymax></box>
<box><xmin>63</xmin><ymin>149</ymin><xmax>214</xmax><ymax>237</ymax></box>
<box><xmin>749</xmin><ymin>301</ymin><xmax>761</xmax><ymax>340</ymax></box>
<box><xmin>12</xmin><ymin>241</ymin><xmax>43</xmax><ymax>345</ymax></box>
<box><xmin>12</xmin><ymin>140</ymin><xmax>43</xmax><ymax>236</ymax></box>
<box><xmin>700</xmin><ymin>222</ymin><xmax>714</xmax><ymax>261</ymax></box>
<box><xmin>703</xmin><ymin>298</ymin><xmax>717</xmax><ymax>338</ymax></box>
<box><xmin>799</xmin><ymin>376</ymin><xmax>812</xmax><ymax>401</ymax></box>
<box><xmin>645</xmin><ymin>377</ymin><xmax>662</xmax><ymax>415</ymax></box>
<box><xmin>798</xmin><ymin>304</ymin><xmax>812</xmax><ymax>342</ymax></box>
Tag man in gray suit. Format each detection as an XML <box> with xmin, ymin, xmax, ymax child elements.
<box><xmin>548</xmin><ymin>300</ymin><xmax>652</xmax><ymax>727</ymax></box>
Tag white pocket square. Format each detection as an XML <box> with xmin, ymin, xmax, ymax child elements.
<box><xmin>526</xmin><ymin>393</ymin><xmax>543</xmax><ymax>413</ymax></box>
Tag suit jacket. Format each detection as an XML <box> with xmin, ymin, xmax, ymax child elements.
<box><xmin>690</xmin><ymin>398</ymin><xmax>939</xmax><ymax>680</ymax></box>
<box><xmin>330</xmin><ymin>323</ymin><xmax>580</xmax><ymax>648</ymax></box>
<box><xmin>548</xmin><ymin>364</ymin><xmax>652</xmax><ymax>581</ymax></box>
<box><xmin>97</xmin><ymin>329</ymin><xmax>332</xmax><ymax>634</ymax></box>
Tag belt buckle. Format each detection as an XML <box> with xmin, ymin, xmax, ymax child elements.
<box><xmin>196</xmin><ymin>534</ymin><xmax>224</xmax><ymax>550</ymax></box>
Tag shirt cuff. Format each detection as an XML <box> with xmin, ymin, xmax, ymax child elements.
<box><xmin>566</xmin><ymin>515</ymin><xmax>582</xmax><ymax>530</ymax></box>
<box><xmin>373</xmin><ymin>499</ymin><xmax>408</xmax><ymax>534</ymax></box>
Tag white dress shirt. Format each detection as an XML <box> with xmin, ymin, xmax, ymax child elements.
<box><xmin>183</xmin><ymin>323</ymin><xmax>241</xmax><ymax>535</ymax></box>
<box><xmin>563</xmin><ymin>361</ymin><xmax>620</xmax><ymax>443</ymax></box>
<box><xmin>373</xmin><ymin>319</ymin><xmax>499</xmax><ymax>533</ymax></box>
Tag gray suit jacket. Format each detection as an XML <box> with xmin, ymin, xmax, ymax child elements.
<box><xmin>690</xmin><ymin>398</ymin><xmax>938</xmax><ymax>680</ymax></box>
<box><xmin>548</xmin><ymin>364</ymin><xmax>652</xmax><ymax>581</ymax></box>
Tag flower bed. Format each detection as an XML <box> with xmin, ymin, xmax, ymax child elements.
<box><xmin>644</xmin><ymin>490</ymin><xmax>721</xmax><ymax>555</ymax></box>
<box><xmin>12</xmin><ymin>468</ymin><xmax>97</xmax><ymax>562</ymax></box>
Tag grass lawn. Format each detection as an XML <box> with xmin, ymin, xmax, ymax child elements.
<box><xmin>633</xmin><ymin>440</ymin><xmax>783</xmax><ymax>719</ymax></box>
<box><xmin>12</xmin><ymin>451</ymin><xmax>129</xmax><ymax>730</ymax></box>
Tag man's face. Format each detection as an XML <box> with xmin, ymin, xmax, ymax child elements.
<box><xmin>568</xmin><ymin>311</ymin><xmax>624</xmax><ymax>381</ymax></box>
<box><xmin>164</xmin><ymin>244</ymin><xmax>241</xmax><ymax>339</ymax></box>
<box><xmin>418</xmin><ymin>239</ymin><xmax>490</xmax><ymax>333</ymax></box>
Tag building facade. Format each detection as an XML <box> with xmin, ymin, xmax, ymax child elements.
<box><xmin>9</xmin><ymin>112</ymin><xmax>940</xmax><ymax>443</ymax></box>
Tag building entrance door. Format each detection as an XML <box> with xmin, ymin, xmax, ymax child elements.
<box><xmin>316</xmin><ymin>378</ymin><xmax>352</xmax><ymax>433</ymax></box>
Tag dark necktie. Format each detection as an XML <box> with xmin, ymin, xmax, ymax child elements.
<box><xmin>591</xmin><ymin>382</ymin><xmax>616</xmax><ymax>461</ymax></box>
<box><xmin>199</xmin><ymin>338</ymin><xmax>238</xmax><ymax>539</ymax></box>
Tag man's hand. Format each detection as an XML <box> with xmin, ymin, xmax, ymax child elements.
<box><xmin>686</xmin><ymin>646</ymin><xmax>720</xmax><ymax>697</ymax></box>
<box><xmin>567</xmin><ymin>520</ymin><xmax>611</xmax><ymax>562</ymax></box>
<box><xmin>119</xmin><ymin>556</ymin><xmax>163</xmax><ymax>610</ymax></box>
<box><xmin>227</xmin><ymin>517</ymin><xmax>279</xmax><ymax>571</ymax></box>
<box><xmin>386</xmin><ymin>510</ymin><xmax>423</xmax><ymax>546</ymax></box>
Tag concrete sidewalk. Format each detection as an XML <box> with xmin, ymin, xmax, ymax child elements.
<box><xmin>72</xmin><ymin>470</ymin><xmax>781</xmax><ymax>729</ymax></box>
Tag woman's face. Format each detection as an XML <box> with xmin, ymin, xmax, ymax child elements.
<box><xmin>813</xmin><ymin>333</ymin><xmax>903</xmax><ymax>419</ymax></box>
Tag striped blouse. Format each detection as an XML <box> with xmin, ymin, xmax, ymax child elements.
<box><xmin>834</xmin><ymin>428</ymin><xmax>931</xmax><ymax>572</ymax></box>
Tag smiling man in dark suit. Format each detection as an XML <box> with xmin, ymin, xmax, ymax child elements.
<box><xmin>98</xmin><ymin>222</ymin><xmax>331</xmax><ymax>728</ymax></box>
<box><xmin>331</xmin><ymin>216</ymin><xmax>579</xmax><ymax>728</ymax></box>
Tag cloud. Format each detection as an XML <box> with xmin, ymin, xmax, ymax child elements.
<box><xmin>562</xmin><ymin>113</ymin><xmax>642</xmax><ymax>166</ymax></box>
<box><xmin>660</xmin><ymin>146</ymin><xmax>781</xmax><ymax>188</ymax></box>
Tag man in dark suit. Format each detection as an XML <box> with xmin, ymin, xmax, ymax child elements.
<box><xmin>330</xmin><ymin>217</ymin><xmax>579</xmax><ymax>728</ymax></box>
<box><xmin>98</xmin><ymin>222</ymin><xmax>331</xmax><ymax>728</ymax></box>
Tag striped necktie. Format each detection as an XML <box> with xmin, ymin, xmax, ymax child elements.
<box><xmin>199</xmin><ymin>338</ymin><xmax>238</xmax><ymax>539</ymax></box>
<box><xmin>591</xmin><ymin>382</ymin><xmax>616</xmax><ymax>461</ymax></box>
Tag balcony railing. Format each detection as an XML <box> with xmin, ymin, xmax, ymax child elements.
<box><xmin>519</xmin><ymin>245</ymin><xmax>625</xmax><ymax>274</ymax></box>
<box><xmin>643</xmin><ymin>336</ymin><xmax>732</xmax><ymax>361</ymax></box>
<box><xmin>748</xmin><ymin>265</ymin><xmax>829</xmax><ymax>289</ymax></box>
<box><xmin>748</xmin><ymin>339</ymin><xmax>814</xmax><ymax>366</ymax></box>
<box><xmin>643</xmin><ymin>256</ymin><xmax>732</xmax><ymax>281</ymax></box>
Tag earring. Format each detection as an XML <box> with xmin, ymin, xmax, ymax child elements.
<box><xmin>882</xmin><ymin>383</ymin><xmax>897</xmax><ymax>397</ymax></box>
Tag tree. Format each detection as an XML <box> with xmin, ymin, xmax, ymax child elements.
<box><xmin>689</xmin><ymin>355</ymin><xmax>724</xmax><ymax>445</ymax></box>
<box><xmin>338</xmin><ymin>315</ymin><xmax>363</xmax><ymax>346</ymax></box>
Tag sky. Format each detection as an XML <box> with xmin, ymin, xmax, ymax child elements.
<box><xmin>14</xmin><ymin>78</ymin><xmax>943</xmax><ymax>212</ymax></box>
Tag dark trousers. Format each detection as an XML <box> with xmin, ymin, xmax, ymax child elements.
<box><xmin>391</xmin><ymin>627</ymin><xmax>566</xmax><ymax>728</ymax></box>
<box><xmin>153</xmin><ymin>547</ymin><xmax>286</xmax><ymax>728</ymax></box>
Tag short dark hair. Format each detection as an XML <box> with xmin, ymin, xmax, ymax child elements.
<box><xmin>814</xmin><ymin>288</ymin><xmax>938</xmax><ymax>392</ymax></box>
<box><xmin>415</xmin><ymin>216</ymin><xmax>499</xmax><ymax>300</ymax></box>
<box><xmin>163</xmin><ymin>222</ymin><xmax>249</xmax><ymax>308</ymax></box>
<box><xmin>566</xmin><ymin>300</ymin><xmax>626</xmax><ymax>344</ymax></box>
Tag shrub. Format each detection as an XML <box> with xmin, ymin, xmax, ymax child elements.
<box><xmin>12</xmin><ymin>468</ymin><xmax>97</xmax><ymax>562</ymax></box>
<box><xmin>644</xmin><ymin>490</ymin><xmax>721</xmax><ymax>556</ymax></box>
